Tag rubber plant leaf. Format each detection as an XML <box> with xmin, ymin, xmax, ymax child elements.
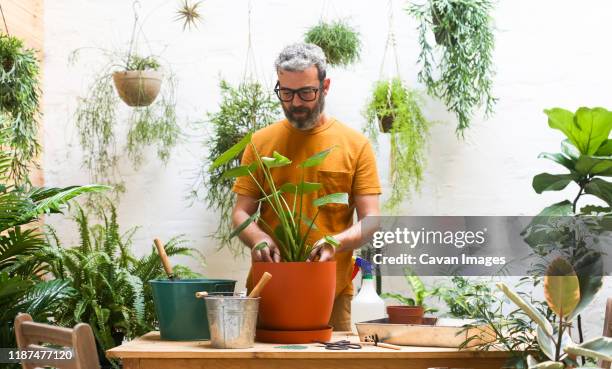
<box><xmin>229</xmin><ymin>210</ymin><xmax>259</xmax><ymax>239</ymax></box>
<box><xmin>211</xmin><ymin>132</ymin><xmax>252</xmax><ymax>170</ymax></box>
<box><xmin>564</xmin><ymin>337</ymin><xmax>612</xmax><ymax>362</ymax></box>
<box><xmin>313</xmin><ymin>192</ymin><xmax>349</xmax><ymax>207</ymax></box>
<box><xmin>544</xmin><ymin>257</ymin><xmax>580</xmax><ymax>318</ymax></box>
<box><xmin>262</xmin><ymin>151</ymin><xmax>292</xmax><ymax>168</ymax></box>
<box><xmin>222</xmin><ymin>163</ymin><xmax>257</xmax><ymax>179</ymax></box>
<box><xmin>529</xmin><ymin>361</ymin><xmax>564</xmax><ymax>369</ymax></box>
<box><xmin>545</xmin><ymin>107</ymin><xmax>612</xmax><ymax>155</ymax></box>
<box><xmin>497</xmin><ymin>282</ymin><xmax>554</xmax><ymax>336</ymax></box>
<box><xmin>299</xmin><ymin>146</ymin><xmax>336</xmax><ymax>168</ymax></box>
<box><xmin>536</xmin><ymin>325</ymin><xmax>572</xmax><ymax>361</ymax></box>
<box><xmin>568</xmin><ymin>252</ymin><xmax>604</xmax><ymax>321</ymax></box>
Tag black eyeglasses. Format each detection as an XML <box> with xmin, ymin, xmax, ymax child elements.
<box><xmin>274</xmin><ymin>81</ymin><xmax>321</xmax><ymax>102</ymax></box>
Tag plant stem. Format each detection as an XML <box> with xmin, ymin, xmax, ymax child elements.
<box><xmin>555</xmin><ymin>315</ymin><xmax>563</xmax><ymax>361</ymax></box>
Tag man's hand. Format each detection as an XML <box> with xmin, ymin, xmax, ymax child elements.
<box><xmin>251</xmin><ymin>238</ymin><xmax>281</xmax><ymax>263</ymax></box>
<box><xmin>307</xmin><ymin>238</ymin><xmax>336</xmax><ymax>262</ymax></box>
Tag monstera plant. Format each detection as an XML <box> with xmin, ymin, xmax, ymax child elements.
<box><xmin>498</xmin><ymin>257</ymin><xmax>611</xmax><ymax>369</ymax></box>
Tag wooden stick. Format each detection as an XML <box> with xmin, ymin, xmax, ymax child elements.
<box><xmin>248</xmin><ymin>272</ymin><xmax>272</xmax><ymax>298</ymax></box>
<box><xmin>360</xmin><ymin>341</ymin><xmax>402</xmax><ymax>350</ymax></box>
<box><xmin>154</xmin><ymin>238</ymin><xmax>175</xmax><ymax>279</ymax></box>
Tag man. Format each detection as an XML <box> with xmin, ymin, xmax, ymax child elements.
<box><xmin>231</xmin><ymin>43</ymin><xmax>381</xmax><ymax>331</ymax></box>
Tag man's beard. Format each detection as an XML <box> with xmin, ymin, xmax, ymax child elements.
<box><xmin>283</xmin><ymin>93</ymin><xmax>325</xmax><ymax>130</ymax></box>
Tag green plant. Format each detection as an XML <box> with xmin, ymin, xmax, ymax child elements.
<box><xmin>211</xmin><ymin>134</ymin><xmax>347</xmax><ymax>262</ymax></box>
<box><xmin>431</xmin><ymin>276</ymin><xmax>495</xmax><ymax>319</ymax></box>
<box><xmin>0</xmin><ymin>119</ymin><xmax>108</xmax><ymax>354</ymax></box>
<box><xmin>304</xmin><ymin>20</ymin><xmax>361</xmax><ymax>67</ymax></box>
<box><xmin>0</xmin><ymin>34</ymin><xmax>41</xmax><ymax>184</ymax></box>
<box><xmin>20</xmin><ymin>201</ymin><xmax>202</xmax><ymax>355</ymax></box>
<box><xmin>72</xmin><ymin>50</ymin><xmax>182</xmax><ymax>192</ymax></box>
<box><xmin>381</xmin><ymin>271</ymin><xmax>437</xmax><ymax>313</ymax></box>
<box><xmin>527</xmin><ymin>106</ymin><xmax>612</xmax><ymax>346</ymax></box>
<box><xmin>408</xmin><ymin>0</ymin><xmax>496</xmax><ymax>135</ymax></box>
<box><xmin>498</xmin><ymin>257</ymin><xmax>611</xmax><ymax>368</ymax></box>
<box><xmin>192</xmin><ymin>80</ymin><xmax>280</xmax><ymax>256</ymax></box>
<box><xmin>364</xmin><ymin>78</ymin><xmax>431</xmax><ymax>211</ymax></box>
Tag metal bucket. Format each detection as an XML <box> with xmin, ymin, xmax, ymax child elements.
<box><xmin>204</xmin><ymin>294</ymin><xmax>260</xmax><ymax>349</ymax></box>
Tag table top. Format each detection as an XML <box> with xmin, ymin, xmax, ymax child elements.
<box><xmin>106</xmin><ymin>331</ymin><xmax>509</xmax><ymax>360</ymax></box>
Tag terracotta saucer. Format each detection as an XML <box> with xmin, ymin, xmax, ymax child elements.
<box><xmin>255</xmin><ymin>326</ymin><xmax>333</xmax><ymax>344</ymax></box>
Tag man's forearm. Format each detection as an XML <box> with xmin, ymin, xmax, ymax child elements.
<box><xmin>334</xmin><ymin>215</ymin><xmax>378</xmax><ymax>253</ymax></box>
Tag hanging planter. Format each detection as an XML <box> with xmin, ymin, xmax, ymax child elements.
<box><xmin>364</xmin><ymin>78</ymin><xmax>431</xmax><ymax>211</ymax></box>
<box><xmin>304</xmin><ymin>19</ymin><xmax>361</xmax><ymax>67</ymax></box>
<box><xmin>112</xmin><ymin>55</ymin><xmax>162</xmax><ymax>107</ymax></box>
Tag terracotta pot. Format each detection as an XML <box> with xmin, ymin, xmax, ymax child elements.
<box><xmin>252</xmin><ymin>261</ymin><xmax>336</xmax><ymax>331</ymax></box>
<box><xmin>386</xmin><ymin>305</ymin><xmax>425</xmax><ymax>324</ymax></box>
<box><xmin>112</xmin><ymin>70</ymin><xmax>162</xmax><ymax>107</ymax></box>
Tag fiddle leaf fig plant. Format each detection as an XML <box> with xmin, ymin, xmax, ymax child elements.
<box><xmin>211</xmin><ymin>134</ymin><xmax>347</xmax><ymax>262</ymax></box>
<box><xmin>497</xmin><ymin>257</ymin><xmax>610</xmax><ymax>369</ymax></box>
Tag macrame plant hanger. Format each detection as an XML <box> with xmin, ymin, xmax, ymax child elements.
<box><xmin>125</xmin><ymin>0</ymin><xmax>156</xmax><ymax>69</ymax></box>
<box><xmin>241</xmin><ymin>0</ymin><xmax>264</xmax><ymax>132</ymax></box>
<box><xmin>0</xmin><ymin>2</ymin><xmax>9</xmax><ymax>36</ymax></box>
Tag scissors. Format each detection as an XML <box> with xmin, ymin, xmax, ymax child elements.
<box><xmin>314</xmin><ymin>340</ymin><xmax>362</xmax><ymax>350</ymax></box>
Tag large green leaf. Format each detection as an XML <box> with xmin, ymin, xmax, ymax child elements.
<box><xmin>222</xmin><ymin>163</ymin><xmax>257</xmax><ymax>179</ymax></box>
<box><xmin>211</xmin><ymin>132</ymin><xmax>252</xmax><ymax>170</ymax></box>
<box><xmin>575</xmin><ymin>155</ymin><xmax>612</xmax><ymax>177</ymax></box>
<box><xmin>299</xmin><ymin>146</ymin><xmax>336</xmax><ymax>168</ymax></box>
<box><xmin>545</xmin><ymin>107</ymin><xmax>612</xmax><ymax>155</ymax></box>
<box><xmin>538</xmin><ymin>152</ymin><xmax>576</xmax><ymax>172</ymax></box>
<box><xmin>544</xmin><ymin>258</ymin><xmax>580</xmax><ymax>318</ymax></box>
<box><xmin>596</xmin><ymin>139</ymin><xmax>612</xmax><ymax>156</ymax></box>
<box><xmin>228</xmin><ymin>210</ymin><xmax>259</xmax><ymax>239</ymax></box>
<box><xmin>529</xmin><ymin>361</ymin><xmax>564</xmax><ymax>369</ymax></box>
<box><xmin>568</xmin><ymin>252</ymin><xmax>604</xmax><ymax>321</ymax></box>
<box><xmin>262</xmin><ymin>151</ymin><xmax>292</xmax><ymax>168</ymax></box>
<box><xmin>532</xmin><ymin>173</ymin><xmax>575</xmax><ymax>193</ymax></box>
<box><xmin>313</xmin><ymin>192</ymin><xmax>349</xmax><ymax>207</ymax></box>
<box><xmin>584</xmin><ymin>178</ymin><xmax>612</xmax><ymax>206</ymax></box>
<box><xmin>497</xmin><ymin>282</ymin><xmax>553</xmax><ymax>336</ymax></box>
<box><xmin>561</xmin><ymin>140</ymin><xmax>580</xmax><ymax>160</ymax></box>
<box><xmin>564</xmin><ymin>337</ymin><xmax>612</xmax><ymax>362</ymax></box>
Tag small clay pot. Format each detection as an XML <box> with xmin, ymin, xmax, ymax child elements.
<box><xmin>112</xmin><ymin>70</ymin><xmax>162</xmax><ymax>107</ymax></box>
<box><xmin>387</xmin><ymin>305</ymin><xmax>425</xmax><ymax>324</ymax></box>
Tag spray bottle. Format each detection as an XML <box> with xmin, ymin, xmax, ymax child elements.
<box><xmin>350</xmin><ymin>257</ymin><xmax>386</xmax><ymax>334</ymax></box>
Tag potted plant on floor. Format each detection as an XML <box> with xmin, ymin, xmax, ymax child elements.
<box><xmin>304</xmin><ymin>19</ymin><xmax>361</xmax><ymax>68</ymax></box>
<box><xmin>364</xmin><ymin>78</ymin><xmax>431</xmax><ymax>212</ymax></box>
<box><xmin>381</xmin><ymin>271</ymin><xmax>436</xmax><ymax>324</ymax></box>
<box><xmin>211</xmin><ymin>133</ymin><xmax>348</xmax><ymax>342</ymax></box>
<box><xmin>498</xmin><ymin>257</ymin><xmax>612</xmax><ymax>369</ymax></box>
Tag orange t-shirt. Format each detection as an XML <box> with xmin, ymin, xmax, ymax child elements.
<box><xmin>232</xmin><ymin>117</ymin><xmax>381</xmax><ymax>297</ymax></box>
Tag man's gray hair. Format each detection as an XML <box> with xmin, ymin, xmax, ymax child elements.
<box><xmin>274</xmin><ymin>43</ymin><xmax>327</xmax><ymax>81</ymax></box>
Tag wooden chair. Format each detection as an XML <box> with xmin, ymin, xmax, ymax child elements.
<box><xmin>14</xmin><ymin>313</ymin><xmax>100</xmax><ymax>369</ymax></box>
<box><xmin>600</xmin><ymin>298</ymin><xmax>612</xmax><ymax>369</ymax></box>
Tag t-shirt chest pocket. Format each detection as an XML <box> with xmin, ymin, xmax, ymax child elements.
<box><xmin>316</xmin><ymin>170</ymin><xmax>353</xmax><ymax>210</ymax></box>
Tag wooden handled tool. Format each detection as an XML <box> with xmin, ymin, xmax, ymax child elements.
<box><xmin>195</xmin><ymin>291</ymin><xmax>208</xmax><ymax>299</ymax></box>
<box><xmin>248</xmin><ymin>272</ymin><xmax>272</xmax><ymax>298</ymax></box>
<box><xmin>360</xmin><ymin>341</ymin><xmax>402</xmax><ymax>350</ymax></box>
<box><xmin>154</xmin><ymin>238</ymin><xmax>175</xmax><ymax>280</ymax></box>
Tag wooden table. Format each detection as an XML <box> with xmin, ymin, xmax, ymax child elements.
<box><xmin>107</xmin><ymin>331</ymin><xmax>511</xmax><ymax>369</ymax></box>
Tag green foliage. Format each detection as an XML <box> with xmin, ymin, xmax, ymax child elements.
<box><xmin>215</xmin><ymin>136</ymin><xmax>347</xmax><ymax>262</ymax></box>
<box><xmin>499</xmin><ymin>260</ymin><xmax>612</xmax><ymax>368</ymax></box>
<box><xmin>72</xmin><ymin>49</ymin><xmax>182</xmax><ymax>194</ymax></box>
<box><xmin>408</xmin><ymin>0</ymin><xmax>496</xmax><ymax>135</ymax></box>
<box><xmin>364</xmin><ymin>78</ymin><xmax>431</xmax><ymax>212</ymax></box>
<box><xmin>0</xmin><ymin>125</ymin><xmax>107</xmax><ymax>352</ymax></box>
<box><xmin>20</xmin><ymin>201</ymin><xmax>202</xmax><ymax>354</ymax></box>
<box><xmin>192</xmin><ymin>80</ymin><xmax>280</xmax><ymax>256</ymax></box>
<box><xmin>0</xmin><ymin>34</ymin><xmax>41</xmax><ymax>185</ymax></box>
<box><xmin>304</xmin><ymin>20</ymin><xmax>361</xmax><ymax>67</ymax></box>
<box><xmin>381</xmin><ymin>270</ymin><xmax>437</xmax><ymax>313</ymax></box>
<box><xmin>431</xmin><ymin>276</ymin><xmax>495</xmax><ymax>319</ymax></box>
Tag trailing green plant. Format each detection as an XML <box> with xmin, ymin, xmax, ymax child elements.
<box><xmin>192</xmin><ymin>79</ymin><xmax>280</xmax><ymax>256</ymax></box>
<box><xmin>304</xmin><ymin>20</ymin><xmax>361</xmax><ymax>67</ymax></box>
<box><xmin>364</xmin><ymin>78</ymin><xmax>431</xmax><ymax>211</ymax></box>
<box><xmin>408</xmin><ymin>0</ymin><xmax>496</xmax><ymax>135</ymax></box>
<box><xmin>380</xmin><ymin>269</ymin><xmax>437</xmax><ymax>313</ymax></box>
<box><xmin>72</xmin><ymin>50</ymin><xmax>182</xmax><ymax>192</ymax></box>
<box><xmin>211</xmin><ymin>134</ymin><xmax>347</xmax><ymax>262</ymax></box>
<box><xmin>0</xmin><ymin>118</ymin><xmax>108</xmax><ymax>355</ymax></box>
<box><xmin>431</xmin><ymin>276</ymin><xmax>495</xmax><ymax>319</ymax></box>
<box><xmin>497</xmin><ymin>257</ymin><xmax>611</xmax><ymax>368</ymax></box>
<box><xmin>0</xmin><ymin>34</ymin><xmax>41</xmax><ymax>185</ymax></box>
<box><xmin>17</xmin><ymin>201</ymin><xmax>202</xmax><ymax>356</ymax></box>
<box><xmin>525</xmin><ymin>106</ymin><xmax>612</xmax><ymax>347</ymax></box>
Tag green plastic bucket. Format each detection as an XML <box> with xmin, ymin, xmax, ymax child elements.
<box><xmin>150</xmin><ymin>279</ymin><xmax>236</xmax><ymax>340</ymax></box>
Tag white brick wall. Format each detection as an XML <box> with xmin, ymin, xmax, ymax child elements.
<box><xmin>43</xmin><ymin>0</ymin><xmax>612</xmax><ymax>338</ymax></box>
